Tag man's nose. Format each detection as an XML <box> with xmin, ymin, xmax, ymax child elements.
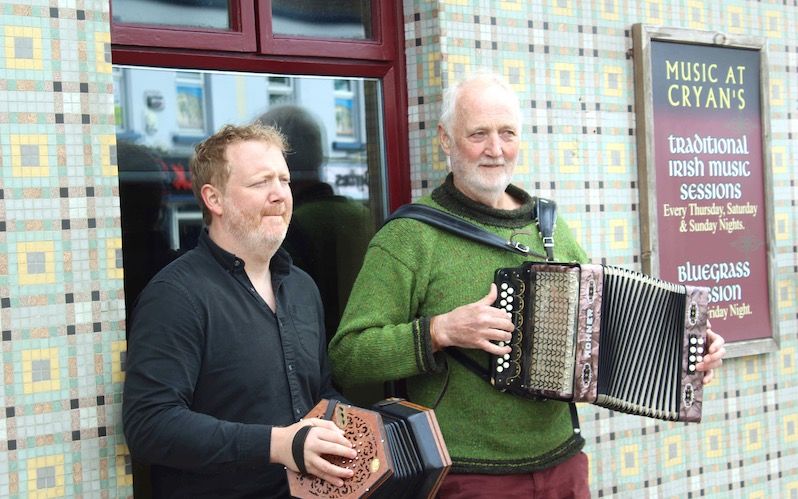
<box><xmin>484</xmin><ymin>132</ymin><xmax>502</xmax><ymax>157</ymax></box>
<box><xmin>268</xmin><ymin>180</ymin><xmax>291</xmax><ymax>203</ymax></box>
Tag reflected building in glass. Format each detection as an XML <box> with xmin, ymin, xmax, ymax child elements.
<box><xmin>113</xmin><ymin>66</ymin><xmax>384</xmax><ymax>337</ymax></box>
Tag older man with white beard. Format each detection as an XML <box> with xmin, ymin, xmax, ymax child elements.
<box><xmin>330</xmin><ymin>73</ymin><xmax>725</xmax><ymax>498</ymax></box>
<box><xmin>123</xmin><ymin>123</ymin><xmax>356</xmax><ymax>498</ymax></box>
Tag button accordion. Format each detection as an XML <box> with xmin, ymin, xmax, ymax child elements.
<box><xmin>491</xmin><ymin>262</ymin><xmax>709</xmax><ymax>422</ymax></box>
<box><xmin>287</xmin><ymin>398</ymin><xmax>451</xmax><ymax>499</ymax></box>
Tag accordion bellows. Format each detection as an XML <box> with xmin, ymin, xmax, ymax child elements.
<box><xmin>287</xmin><ymin>398</ymin><xmax>451</xmax><ymax>499</ymax></box>
<box><xmin>491</xmin><ymin>262</ymin><xmax>709</xmax><ymax>422</ymax></box>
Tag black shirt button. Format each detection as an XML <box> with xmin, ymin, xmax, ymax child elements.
<box><xmin>288</xmin><ymin>364</ymin><xmax>294</xmax><ymax>371</ymax></box>
<box><xmin>295</xmin><ymin>408</ymin><xmax>301</xmax><ymax>415</ymax></box>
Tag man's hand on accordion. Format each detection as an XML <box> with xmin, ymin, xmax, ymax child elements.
<box><xmin>429</xmin><ymin>283</ymin><xmax>514</xmax><ymax>356</ymax></box>
<box><xmin>696</xmin><ymin>321</ymin><xmax>726</xmax><ymax>384</ymax></box>
<box><xmin>270</xmin><ymin>418</ymin><xmax>357</xmax><ymax>487</ymax></box>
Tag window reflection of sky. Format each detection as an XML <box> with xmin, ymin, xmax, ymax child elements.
<box><xmin>112</xmin><ymin>0</ymin><xmax>369</xmax><ymax>39</ymax></box>
<box><xmin>112</xmin><ymin>0</ymin><xmax>229</xmax><ymax>29</ymax></box>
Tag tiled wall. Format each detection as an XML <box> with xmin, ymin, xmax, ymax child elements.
<box><xmin>404</xmin><ymin>0</ymin><xmax>798</xmax><ymax>497</ymax></box>
<box><xmin>0</xmin><ymin>1</ymin><xmax>131</xmax><ymax>497</ymax></box>
<box><xmin>1</xmin><ymin>0</ymin><xmax>796</xmax><ymax>498</ymax></box>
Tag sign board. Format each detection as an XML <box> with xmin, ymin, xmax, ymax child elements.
<box><xmin>632</xmin><ymin>25</ymin><xmax>778</xmax><ymax>357</ymax></box>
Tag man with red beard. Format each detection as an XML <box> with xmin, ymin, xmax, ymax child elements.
<box><xmin>123</xmin><ymin>123</ymin><xmax>356</xmax><ymax>498</ymax></box>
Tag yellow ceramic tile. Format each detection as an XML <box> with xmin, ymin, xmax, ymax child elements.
<box><xmin>606</xmin><ymin>142</ymin><xmax>627</xmax><ymax>174</ymax></box>
<box><xmin>4</xmin><ymin>26</ymin><xmax>43</xmax><ymax>70</ymax></box>
<box><xmin>744</xmin><ymin>421</ymin><xmax>763</xmax><ymax>451</ymax></box>
<box><xmin>557</xmin><ymin>141</ymin><xmax>580</xmax><ymax>173</ymax></box>
<box><xmin>22</xmin><ymin>348</ymin><xmax>61</xmax><ymax>394</ymax></box>
<box><xmin>609</xmin><ymin>218</ymin><xmax>629</xmax><ymax>250</ymax></box>
<box><xmin>687</xmin><ymin>0</ymin><xmax>706</xmax><ymax>29</ymax></box>
<box><xmin>600</xmin><ymin>0</ymin><xmax>620</xmax><ymax>21</ymax></box>
<box><xmin>620</xmin><ymin>444</ymin><xmax>640</xmax><ymax>477</ymax></box>
<box><xmin>112</xmin><ymin>340</ymin><xmax>126</xmax><ymax>384</ymax></box>
<box><xmin>644</xmin><ymin>0</ymin><xmax>664</xmax><ymax>24</ymax></box>
<box><xmin>17</xmin><ymin>241</ymin><xmax>56</xmax><ymax>285</ymax></box>
<box><xmin>106</xmin><ymin>237</ymin><xmax>124</xmax><ymax>280</ymax></box>
<box><xmin>704</xmin><ymin>428</ymin><xmax>724</xmax><ymax>458</ymax></box>
<box><xmin>727</xmin><ymin>6</ymin><xmax>745</xmax><ymax>34</ymax></box>
<box><xmin>10</xmin><ymin>134</ymin><xmax>50</xmax><ymax>177</ymax></box>
<box><xmin>100</xmin><ymin>135</ymin><xmax>118</xmax><ymax>176</ymax></box>
<box><xmin>663</xmin><ymin>434</ymin><xmax>683</xmax><ymax>467</ymax></box>
<box><xmin>26</xmin><ymin>454</ymin><xmax>65</xmax><ymax>499</ymax></box>
<box><xmin>551</xmin><ymin>0</ymin><xmax>573</xmax><ymax>17</ymax></box>
<box><xmin>94</xmin><ymin>31</ymin><xmax>112</xmax><ymax>74</ymax></box>
<box><xmin>603</xmin><ymin>65</ymin><xmax>624</xmax><ymax>97</ymax></box>
<box><xmin>554</xmin><ymin>63</ymin><xmax>577</xmax><ymax>95</ymax></box>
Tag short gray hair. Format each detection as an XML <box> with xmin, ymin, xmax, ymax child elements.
<box><xmin>439</xmin><ymin>71</ymin><xmax>522</xmax><ymax>135</ymax></box>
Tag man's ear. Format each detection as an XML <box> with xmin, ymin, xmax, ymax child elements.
<box><xmin>438</xmin><ymin>123</ymin><xmax>452</xmax><ymax>156</ymax></box>
<box><xmin>200</xmin><ymin>184</ymin><xmax>224</xmax><ymax>218</ymax></box>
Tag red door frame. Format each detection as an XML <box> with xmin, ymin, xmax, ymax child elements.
<box><xmin>110</xmin><ymin>0</ymin><xmax>410</xmax><ymax>211</ymax></box>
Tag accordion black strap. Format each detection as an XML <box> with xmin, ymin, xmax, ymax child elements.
<box><xmin>535</xmin><ymin>198</ymin><xmax>557</xmax><ymax>262</ymax></box>
<box><xmin>384</xmin><ymin>198</ymin><xmax>581</xmax><ymax>432</ymax></box>
<box><xmin>385</xmin><ymin>204</ymin><xmax>547</xmax><ymax>259</ymax></box>
<box><xmin>446</xmin><ymin>348</ymin><xmax>490</xmax><ymax>383</ymax></box>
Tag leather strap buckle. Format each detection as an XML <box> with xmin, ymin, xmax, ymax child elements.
<box><xmin>508</xmin><ymin>241</ymin><xmax>530</xmax><ymax>253</ymax></box>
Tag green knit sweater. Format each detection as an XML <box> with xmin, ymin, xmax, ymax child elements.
<box><xmin>329</xmin><ymin>175</ymin><xmax>589</xmax><ymax>474</ymax></box>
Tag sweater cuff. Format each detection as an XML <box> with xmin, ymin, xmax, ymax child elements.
<box><xmin>414</xmin><ymin>317</ymin><xmax>446</xmax><ymax>374</ymax></box>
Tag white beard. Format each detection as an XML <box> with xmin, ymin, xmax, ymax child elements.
<box><xmin>450</xmin><ymin>148</ymin><xmax>514</xmax><ymax>200</ymax></box>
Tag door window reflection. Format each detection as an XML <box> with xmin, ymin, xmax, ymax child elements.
<box><xmin>114</xmin><ymin>66</ymin><xmax>385</xmax><ymax>339</ymax></box>
<box><xmin>271</xmin><ymin>0</ymin><xmax>372</xmax><ymax>39</ymax></box>
<box><xmin>112</xmin><ymin>0</ymin><xmax>230</xmax><ymax>29</ymax></box>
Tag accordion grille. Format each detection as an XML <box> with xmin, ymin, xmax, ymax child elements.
<box><xmin>528</xmin><ymin>270</ymin><xmax>580</xmax><ymax>393</ymax></box>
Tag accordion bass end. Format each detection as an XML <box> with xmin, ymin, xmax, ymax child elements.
<box><xmin>491</xmin><ymin>262</ymin><xmax>709</xmax><ymax>423</ymax></box>
<box><xmin>287</xmin><ymin>398</ymin><xmax>451</xmax><ymax>499</ymax></box>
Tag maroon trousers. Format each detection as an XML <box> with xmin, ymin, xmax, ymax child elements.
<box><xmin>437</xmin><ymin>451</ymin><xmax>590</xmax><ymax>499</ymax></box>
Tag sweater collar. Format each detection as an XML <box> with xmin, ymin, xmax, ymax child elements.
<box><xmin>430</xmin><ymin>173</ymin><xmax>535</xmax><ymax>228</ymax></box>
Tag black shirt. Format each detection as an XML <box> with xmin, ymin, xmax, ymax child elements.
<box><xmin>123</xmin><ymin>229</ymin><xmax>341</xmax><ymax>498</ymax></box>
